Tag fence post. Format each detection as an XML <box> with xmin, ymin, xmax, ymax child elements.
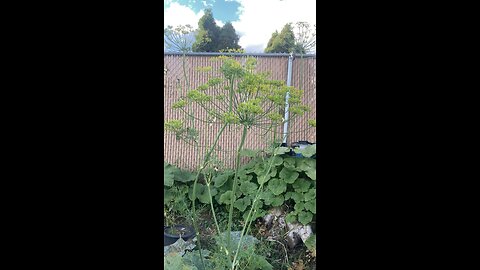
<box><xmin>282</xmin><ymin>53</ymin><xmax>294</xmax><ymax>144</ymax></box>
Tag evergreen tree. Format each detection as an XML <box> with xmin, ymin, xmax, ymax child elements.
<box><xmin>264</xmin><ymin>23</ymin><xmax>296</xmax><ymax>53</ymax></box>
<box><xmin>217</xmin><ymin>22</ymin><xmax>241</xmax><ymax>51</ymax></box>
<box><xmin>192</xmin><ymin>9</ymin><xmax>221</xmax><ymax>52</ymax></box>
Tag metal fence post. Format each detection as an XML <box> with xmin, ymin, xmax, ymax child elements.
<box><xmin>282</xmin><ymin>53</ymin><xmax>294</xmax><ymax>144</ymax></box>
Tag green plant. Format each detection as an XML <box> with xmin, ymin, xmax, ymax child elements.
<box><xmin>165</xmin><ymin>55</ymin><xmax>314</xmax><ymax>270</ymax></box>
<box><xmin>164</xmin><ymin>162</ymin><xmax>197</xmax><ymax>225</ymax></box>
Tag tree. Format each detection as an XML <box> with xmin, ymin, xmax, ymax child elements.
<box><xmin>217</xmin><ymin>22</ymin><xmax>241</xmax><ymax>51</ymax></box>
<box><xmin>193</xmin><ymin>9</ymin><xmax>242</xmax><ymax>52</ymax></box>
<box><xmin>164</xmin><ymin>24</ymin><xmax>196</xmax><ymax>53</ymax></box>
<box><xmin>192</xmin><ymin>9</ymin><xmax>221</xmax><ymax>52</ymax></box>
<box><xmin>264</xmin><ymin>23</ymin><xmax>296</xmax><ymax>53</ymax></box>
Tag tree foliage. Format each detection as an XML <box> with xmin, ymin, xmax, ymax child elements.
<box><xmin>265</xmin><ymin>22</ymin><xmax>316</xmax><ymax>54</ymax></box>
<box><xmin>218</xmin><ymin>22</ymin><xmax>241</xmax><ymax>51</ymax></box>
<box><xmin>193</xmin><ymin>9</ymin><xmax>241</xmax><ymax>52</ymax></box>
<box><xmin>193</xmin><ymin>9</ymin><xmax>220</xmax><ymax>52</ymax></box>
<box><xmin>264</xmin><ymin>23</ymin><xmax>296</xmax><ymax>53</ymax></box>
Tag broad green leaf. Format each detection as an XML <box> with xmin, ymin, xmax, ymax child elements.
<box><xmin>279</xmin><ymin>167</ymin><xmax>299</xmax><ymax>184</ymax></box>
<box><xmin>164</xmin><ymin>188</ymin><xmax>175</xmax><ymax>203</ymax></box>
<box><xmin>292</xmin><ymin>178</ymin><xmax>311</xmax><ymax>193</ymax></box>
<box><xmin>164</xmin><ymin>164</ymin><xmax>175</xmax><ymax>187</ymax></box>
<box><xmin>219</xmin><ymin>191</ymin><xmax>233</xmax><ymax>205</ymax></box>
<box><xmin>292</xmin><ymin>192</ymin><xmax>303</xmax><ymax>203</ymax></box>
<box><xmin>271</xmin><ymin>155</ymin><xmax>283</xmax><ymax>166</ymax></box>
<box><xmin>196</xmin><ymin>184</ymin><xmax>217</xmax><ymax>204</ymax></box>
<box><xmin>294</xmin><ymin>201</ymin><xmax>305</xmax><ymax>211</ymax></box>
<box><xmin>173</xmin><ymin>169</ymin><xmax>196</xmax><ymax>183</ymax></box>
<box><xmin>254</xmin><ymin>162</ymin><xmax>270</xmax><ymax>176</ymax></box>
<box><xmin>214</xmin><ymin>170</ymin><xmax>234</xmax><ymax>188</ymax></box>
<box><xmin>268</xmin><ymin>178</ymin><xmax>287</xmax><ymax>195</ymax></box>
<box><xmin>296</xmin><ymin>158</ymin><xmax>316</xmax><ymax>172</ymax></box>
<box><xmin>257</xmin><ymin>174</ymin><xmax>271</xmax><ymax>185</ymax></box>
<box><xmin>241</xmin><ymin>160</ymin><xmax>258</xmax><ymax>173</ymax></box>
<box><xmin>239</xmin><ymin>148</ymin><xmax>259</xmax><ymax>158</ymax></box>
<box><xmin>304</xmin><ymin>188</ymin><xmax>316</xmax><ymax>201</ymax></box>
<box><xmin>269</xmin><ymin>166</ymin><xmax>278</xmax><ymax>177</ymax></box>
<box><xmin>304</xmin><ymin>200</ymin><xmax>316</xmax><ymax>214</ymax></box>
<box><xmin>298</xmin><ymin>210</ymin><xmax>313</xmax><ymax>225</ymax></box>
<box><xmin>283</xmin><ymin>157</ymin><xmax>296</xmax><ymax>170</ymax></box>
<box><xmin>234</xmin><ymin>196</ymin><xmax>251</xmax><ymax>212</ymax></box>
<box><xmin>253</xmin><ymin>198</ymin><xmax>263</xmax><ymax>210</ymax></box>
<box><xmin>271</xmin><ymin>195</ymin><xmax>284</xmax><ymax>207</ymax></box>
<box><xmin>273</xmin><ymin>146</ymin><xmax>290</xmax><ymax>155</ymax></box>
<box><xmin>294</xmin><ymin>144</ymin><xmax>316</xmax><ymax>158</ymax></box>
<box><xmin>261</xmin><ymin>191</ymin><xmax>275</xmax><ymax>205</ymax></box>
<box><xmin>284</xmin><ymin>191</ymin><xmax>293</xmax><ymax>200</ymax></box>
<box><xmin>237</xmin><ymin>169</ymin><xmax>253</xmax><ymax>182</ymax></box>
<box><xmin>164</xmin><ymin>253</ymin><xmax>198</xmax><ymax>270</ymax></box>
<box><xmin>240</xmin><ymin>181</ymin><xmax>258</xmax><ymax>195</ymax></box>
<box><xmin>285</xmin><ymin>212</ymin><xmax>297</xmax><ymax>223</ymax></box>
<box><xmin>305</xmin><ymin>167</ymin><xmax>316</xmax><ymax>180</ymax></box>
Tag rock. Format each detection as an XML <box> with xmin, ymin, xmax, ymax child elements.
<box><xmin>286</xmin><ymin>230</ymin><xmax>301</xmax><ymax>249</ymax></box>
<box><xmin>262</xmin><ymin>208</ymin><xmax>313</xmax><ymax>249</ymax></box>
<box><xmin>262</xmin><ymin>207</ymin><xmax>284</xmax><ymax>228</ymax></box>
<box><xmin>286</xmin><ymin>222</ymin><xmax>313</xmax><ymax>249</ymax></box>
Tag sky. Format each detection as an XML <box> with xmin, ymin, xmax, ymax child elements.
<box><xmin>164</xmin><ymin>0</ymin><xmax>316</xmax><ymax>53</ymax></box>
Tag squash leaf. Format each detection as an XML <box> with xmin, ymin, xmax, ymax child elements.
<box><xmin>279</xmin><ymin>167</ymin><xmax>299</xmax><ymax>184</ymax></box>
<box><xmin>214</xmin><ymin>170</ymin><xmax>234</xmax><ymax>188</ymax></box>
<box><xmin>268</xmin><ymin>178</ymin><xmax>287</xmax><ymax>196</ymax></box>
<box><xmin>271</xmin><ymin>195</ymin><xmax>284</xmax><ymax>207</ymax></box>
<box><xmin>292</xmin><ymin>178</ymin><xmax>311</xmax><ymax>193</ymax></box>
<box><xmin>239</xmin><ymin>148</ymin><xmax>259</xmax><ymax>158</ymax></box>
<box><xmin>240</xmin><ymin>181</ymin><xmax>258</xmax><ymax>195</ymax></box>
<box><xmin>298</xmin><ymin>210</ymin><xmax>313</xmax><ymax>225</ymax></box>
<box><xmin>234</xmin><ymin>196</ymin><xmax>251</xmax><ymax>212</ymax></box>
<box><xmin>294</xmin><ymin>201</ymin><xmax>305</xmax><ymax>211</ymax></box>
<box><xmin>261</xmin><ymin>191</ymin><xmax>275</xmax><ymax>205</ymax></box>
<box><xmin>304</xmin><ymin>200</ymin><xmax>316</xmax><ymax>214</ymax></box>
<box><xmin>219</xmin><ymin>191</ymin><xmax>233</xmax><ymax>205</ymax></box>
<box><xmin>294</xmin><ymin>144</ymin><xmax>316</xmax><ymax>158</ymax></box>
<box><xmin>173</xmin><ymin>169</ymin><xmax>196</xmax><ymax>183</ymax></box>
<box><xmin>271</xmin><ymin>155</ymin><xmax>283</xmax><ymax>166</ymax></box>
<box><xmin>304</xmin><ymin>188</ymin><xmax>316</xmax><ymax>201</ymax></box>
<box><xmin>164</xmin><ymin>163</ymin><xmax>175</xmax><ymax>187</ymax></box>
<box><xmin>285</xmin><ymin>212</ymin><xmax>297</xmax><ymax>223</ymax></box>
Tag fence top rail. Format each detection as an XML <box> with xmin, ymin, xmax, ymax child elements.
<box><xmin>163</xmin><ymin>52</ymin><xmax>316</xmax><ymax>58</ymax></box>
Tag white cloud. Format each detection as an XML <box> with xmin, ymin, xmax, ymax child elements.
<box><xmin>231</xmin><ymin>0</ymin><xmax>316</xmax><ymax>52</ymax></box>
<box><xmin>164</xmin><ymin>2</ymin><xmax>204</xmax><ymax>28</ymax></box>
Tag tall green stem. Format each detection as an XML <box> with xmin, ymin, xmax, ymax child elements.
<box><xmin>191</xmin><ymin>123</ymin><xmax>228</xmax><ymax>270</ymax></box>
<box><xmin>226</xmin><ymin>125</ymin><xmax>248</xmax><ymax>252</ymax></box>
<box><xmin>231</xmin><ymin>128</ymin><xmax>278</xmax><ymax>270</ymax></box>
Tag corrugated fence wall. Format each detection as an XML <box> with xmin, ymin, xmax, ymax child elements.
<box><xmin>164</xmin><ymin>53</ymin><xmax>316</xmax><ymax>170</ymax></box>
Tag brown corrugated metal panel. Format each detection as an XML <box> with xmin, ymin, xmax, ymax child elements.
<box><xmin>164</xmin><ymin>54</ymin><xmax>316</xmax><ymax>170</ymax></box>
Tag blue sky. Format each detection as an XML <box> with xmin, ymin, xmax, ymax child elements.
<box><xmin>164</xmin><ymin>0</ymin><xmax>241</xmax><ymax>23</ymax></box>
<box><xmin>164</xmin><ymin>0</ymin><xmax>316</xmax><ymax>53</ymax></box>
